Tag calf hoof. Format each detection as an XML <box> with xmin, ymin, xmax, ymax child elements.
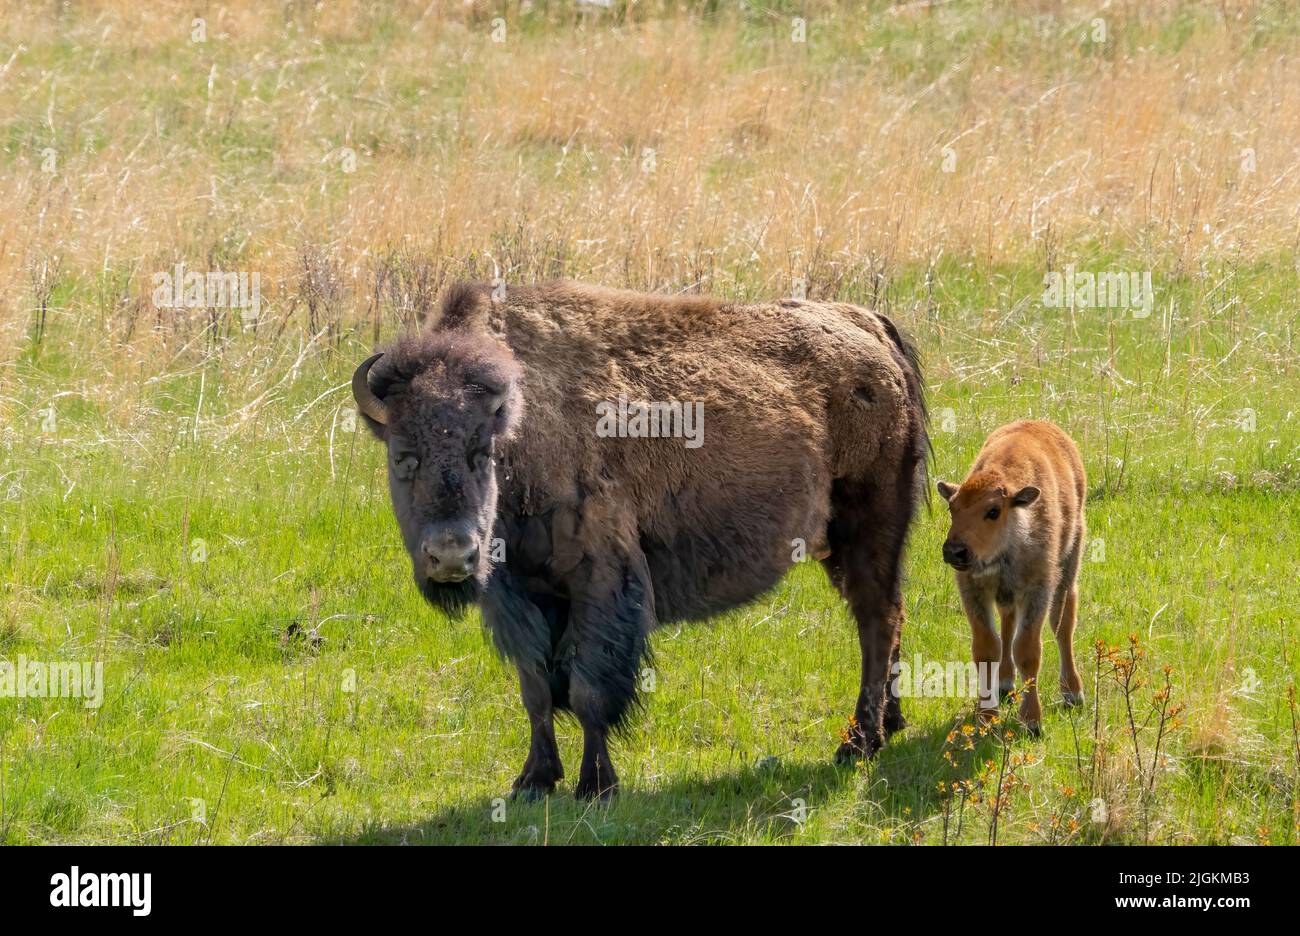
<box><xmin>1061</xmin><ymin>690</ymin><xmax>1085</xmax><ymax>708</ymax></box>
<box><xmin>999</xmin><ymin>681</ymin><xmax>1017</xmax><ymax>702</ymax></box>
<box><xmin>1022</xmin><ymin>720</ymin><xmax>1042</xmax><ymax>739</ymax></box>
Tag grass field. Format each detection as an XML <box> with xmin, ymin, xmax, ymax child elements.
<box><xmin>1</xmin><ymin>1</ymin><xmax>1298</xmax><ymax>844</ymax></box>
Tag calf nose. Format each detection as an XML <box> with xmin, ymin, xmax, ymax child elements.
<box><xmin>942</xmin><ymin>539</ymin><xmax>971</xmax><ymax>568</ymax></box>
<box><xmin>421</xmin><ymin>525</ymin><xmax>480</xmax><ymax>581</ymax></box>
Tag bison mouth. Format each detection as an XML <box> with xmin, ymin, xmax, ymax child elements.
<box><xmin>417</xmin><ymin>572</ymin><xmax>482</xmax><ymax>617</ymax></box>
<box><xmin>428</xmin><ymin>567</ymin><xmax>473</xmax><ymax>584</ymax></box>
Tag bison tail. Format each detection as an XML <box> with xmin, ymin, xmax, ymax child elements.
<box><xmin>875</xmin><ymin>312</ymin><xmax>932</xmax><ymax>506</ymax></box>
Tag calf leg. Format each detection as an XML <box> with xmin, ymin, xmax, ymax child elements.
<box><xmin>511</xmin><ymin>664</ymin><xmax>563</xmax><ymax>800</ymax></box>
<box><xmin>1055</xmin><ymin>584</ymin><xmax>1084</xmax><ymax>706</ymax></box>
<box><xmin>1011</xmin><ymin>586</ymin><xmax>1052</xmax><ymax>736</ymax></box>
<box><xmin>960</xmin><ymin>584</ymin><xmax>1001</xmax><ymax>719</ymax></box>
<box><xmin>998</xmin><ymin>601</ymin><xmax>1016</xmax><ymax>700</ymax></box>
<box><xmin>1051</xmin><ymin>545</ymin><xmax>1085</xmax><ymax>707</ymax></box>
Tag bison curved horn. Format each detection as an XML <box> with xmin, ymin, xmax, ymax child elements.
<box><xmin>351</xmin><ymin>352</ymin><xmax>390</xmax><ymax>426</ymax></box>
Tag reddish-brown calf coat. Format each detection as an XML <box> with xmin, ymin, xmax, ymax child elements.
<box><xmin>938</xmin><ymin>419</ymin><xmax>1086</xmax><ymax>732</ymax></box>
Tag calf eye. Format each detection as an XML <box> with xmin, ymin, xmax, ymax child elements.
<box><xmin>985</xmin><ymin>507</ymin><xmax>1001</xmax><ymax>521</ymax></box>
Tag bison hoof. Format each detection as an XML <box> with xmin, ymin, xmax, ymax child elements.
<box><xmin>834</xmin><ymin>728</ymin><xmax>883</xmax><ymax>766</ymax></box>
<box><xmin>1023</xmin><ymin>720</ymin><xmax>1042</xmax><ymax>739</ymax></box>
<box><xmin>511</xmin><ymin>766</ymin><xmax>561</xmax><ymax>801</ymax></box>
<box><xmin>883</xmin><ymin>710</ymin><xmax>907</xmax><ymax>738</ymax></box>
<box><xmin>574</xmin><ymin>779</ymin><xmax>618</xmax><ymax>802</ymax></box>
<box><xmin>510</xmin><ymin>783</ymin><xmax>554</xmax><ymax>803</ymax></box>
<box><xmin>999</xmin><ymin>681</ymin><xmax>1017</xmax><ymax>702</ymax></box>
<box><xmin>1061</xmin><ymin>690</ymin><xmax>1085</xmax><ymax>708</ymax></box>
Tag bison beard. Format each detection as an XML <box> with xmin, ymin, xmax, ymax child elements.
<box><xmin>354</xmin><ymin>280</ymin><xmax>928</xmax><ymax>800</ymax></box>
<box><xmin>417</xmin><ymin>574</ymin><xmax>481</xmax><ymax>618</ymax></box>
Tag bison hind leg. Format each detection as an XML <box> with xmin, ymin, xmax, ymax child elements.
<box><xmin>826</xmin><ymin>469</ymin><xmax>921</xmax><ymax>763</ymax></box>
<box><xmin>882</xmin><ymin>637</ymin><xmax>907</xmax><ymax>737</ymax></box>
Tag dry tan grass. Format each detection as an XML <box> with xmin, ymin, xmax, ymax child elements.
<box><xmin>0</xmin><ymin>0</ymin><xmax>1297</xmax><ymax>366</ymax></box>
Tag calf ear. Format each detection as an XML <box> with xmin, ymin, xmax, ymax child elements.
<box><xmin>1011</xmin><ymin>486</ymin><xmax>1040</xmax><ymax>506</ymax></box>
<box><xmin>936</xmin><ymin>480</ymin><xmax>958</xmax><ymax>501</ymax></box>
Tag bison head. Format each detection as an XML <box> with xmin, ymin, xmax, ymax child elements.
<box><xmin>352</xmin><ymin>330</ymin><xmax>522</xmax><ymax>614</ymax></box>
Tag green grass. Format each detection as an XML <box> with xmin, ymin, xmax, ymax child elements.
<box><xmin>2</xmin><ymin>251</ymin><xmax>1297</xmax><ymax>845</ymax></box>
<box><xmin>1</xmin><ymin>0</ymin><xmax>1298</xmax><ymax>845</ymax></box>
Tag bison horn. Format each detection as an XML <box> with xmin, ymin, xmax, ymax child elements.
<box><xmin>351</xmin><ymin>352</ymin><xmax>390</xmax><ymax>426</ymax></box>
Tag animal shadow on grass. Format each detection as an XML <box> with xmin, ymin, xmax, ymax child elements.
<box><xmin>325</xmin><ymin>718</ymin><xmax>981</xmax><ymax>845</ymax></box>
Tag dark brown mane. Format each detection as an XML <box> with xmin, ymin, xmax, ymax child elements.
<box><xmin>369</xmin><ymin>324</ymin><xmax>522</xmax><ymax>407</ymax></box>
<box><xmin>436</xmin><ymin>280</ymin><xmax>494</xmax><ymax>331</ymax></box>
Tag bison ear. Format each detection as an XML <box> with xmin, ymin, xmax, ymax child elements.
<box><xmin>936</xmin><ymin>480</ymin><xmax>958</xmax><ymax>501</ymax></box>
<box><xmin>360</xmin><ymin>411</ymin><xmax>388</xmax><ymax>441</ymax></box>
<box><xmin>1011</xmin><ymin>485</ymin><xmax>1040</xmax><ymax>507</ymax></box>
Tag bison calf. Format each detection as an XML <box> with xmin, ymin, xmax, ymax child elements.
<box><xmin>936</xmin><ymin>420</ymin><xmax>1085</xmax><ymax>735</ymax></box>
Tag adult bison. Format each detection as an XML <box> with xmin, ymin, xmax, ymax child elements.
<box><xmin>352</xmin><ymin>281</ymin><xmax>928</xmax><ymax>799</ymax></box>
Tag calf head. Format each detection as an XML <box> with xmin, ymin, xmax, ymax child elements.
<box><xmin>935</xmin><ymin>471</ymin><xmax>1039</xmax><ymax>573</ymax></box>
<box><xmin>352</xmin><ymin>330</ymin><xmax>523</xmax><ymax>613</ymax></box>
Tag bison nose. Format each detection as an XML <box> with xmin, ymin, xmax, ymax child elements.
<box><xmin>421</xmin><ymin>526</ymin><xmax>480</xmax><ymax>581</ymax></box>
<box><xmin>942</xmin><ymin>539</ymin><xmax>971</xmax><ymax>569</ymax></box>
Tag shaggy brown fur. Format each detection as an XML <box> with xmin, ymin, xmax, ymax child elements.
<box><xmin>354</xmin><ymin>280</ymin><xmax>928</xmax><ymax>799</ymax></box>
<box><xmin>936</xmin><ymin>419</ymin><xmax>1086</xmax><ymax>735</ymax></box>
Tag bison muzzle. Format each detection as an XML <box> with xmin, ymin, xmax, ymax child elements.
<box><xmin>353</xmin><ymin>281</ymin><xmax>928</xmax><ymax>800</ymax></box>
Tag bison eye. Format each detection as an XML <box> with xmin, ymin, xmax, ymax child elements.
<box><xmin>469</xmin><ymin>450</ymin><xmax>491</xmax><ymax>473</ymax></box>
<box><xmin>393</xmin><ymin>454</ymin><xmax>419</xmax><ymax>480</ymax></box>
<box><xmin>985</xmin><ymin>507</ymin><xmax>1001</xmax><ymax>521</ymax></box>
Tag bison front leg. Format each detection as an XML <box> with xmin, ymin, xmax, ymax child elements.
<box><xmin>481</xmin><ymin>571</ymin><xmax>561</xmax><ymax>800</ymax></box>
<box><xmin>571</xmin><ymin>697</ymin><xmax>618</xmax><ymax>802</ymax></box>
<box><xmin>511</xmin><ymin>664</ymin><xmax>563</xmax><ymax>800</ymax></box>
<box><xmin>568</xmin><ymin>554</ymin><xmax>654</xmax><ymax>801</ymax></box>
